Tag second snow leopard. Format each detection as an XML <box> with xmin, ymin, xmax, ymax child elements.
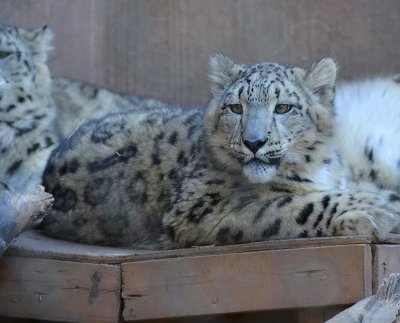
<box><xmin>41</xmin><ymin>54</ymin><xmax>400</xmax><ymax>248</ymax></box>
<box><xmin>0</xmin><ymin>23</ymin><xmax>171</xmax><ymax>187</ymax></box>
<box><xmin>0</xmin><ymin>24</ymin><xmax>169</xmax><ymax>245</ymax></box>
<box><xmin>0</xmin><ymin>25</ymin><xmax>58</xmax><ymax>189</ymax></box>
<box><xmin>52</xmin><ymin>78</ymin><xmax>169</xmax><ymax>139</ymax></box>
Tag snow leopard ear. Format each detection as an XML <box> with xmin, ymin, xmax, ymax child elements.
<box><xmin>305</xmin><ymin>58</ymin><xmax>337</xmax><ymax>106</ymax></box>
<box><xmin>209</xmin><ymin>53</ymin><xmax>243</xmax><ymax>96</ymax></box>
<box><xmin>20</xmin><ymin>26</ymin><xmax>54</xmax><ymax>63</ymax></box>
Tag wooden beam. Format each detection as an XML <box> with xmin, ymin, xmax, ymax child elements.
<box><xmin>372</xmin><ymin>244</ymin><xmax>400</xmax><ymax>292</ymax></box>
<box><xmin>0</xmin><ymin>257</ymin><xmax>121</xmax><ymax>322</ymax></box>
<box><xmin>122</xmin><ymin>244</ymin><xmax>371</xmax><ymax>321</ymax></box>
<box><xmin>5</xmin><ymin>230</ymin><xmax>372</xmax><ymax>263</ymax></box>
<box><xmin>296</xmin><ymin>305</ymin><xmax>349</xmax><ymax>323</ymax></box>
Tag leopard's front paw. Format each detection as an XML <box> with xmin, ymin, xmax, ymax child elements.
<box><xmin>331</xmin><ymin>198</ymin><xmax>400</xmax><ymax>241</ymax></box>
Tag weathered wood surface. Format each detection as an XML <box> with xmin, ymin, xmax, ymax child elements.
<box><xmin>296</xmin><ymin>306</ymin><xmax>349</xmax><ymax>323</ymax></box>
<box><xmin>121</xmin><ymin>305</ymin><xmax>348</xmax><ymax>323</ymax></box>
<box><xmin>0</xmin><ymin>257</ymin><xmax>121</xmax><ymax>322</ymax></box>
<box><xmin>327</xmin><ymin>273</ymin><xmax>400</xmax><ymax>323</ymax></box>
<box><xmin>5</xmin><ymin>230</ymin><xmax>148</xmax><ymax>264</ymax></box>
<box><xmin>5</xmin><ymin>229</ymin><xmax>372</xmax><ymax>263</ymax></box>
<box><xmin>4</xmin><ymin>232</ymin><xmax>400</xmax><ymax>322</ymax></box>
<box><xmin>1</xmin><ymin>0</ymin><xmax>400</xmax><ymax>106</ymax></box>
<box><xmin>372</xmin><ymin>244</ymin><xmax>400</xmax><ymax>292</ymax></box>
<box><xmin>381</xmin><ymin>233</ymin><xmax>400</xmax><ymax>244</ymax></box>
<box><xmin>0</xmin><ymin>185</ymin><xmax>52</xmax><ymax>254</ymax></box>
<box><xmin>0</xmin><ymin>232</ymin><xmax>376</xmax><ymax>322</ymax></box>
<box><xmin>122</xmin><ymin>244</ymin><xmax>371</xmax><ymax>320</ymax></box>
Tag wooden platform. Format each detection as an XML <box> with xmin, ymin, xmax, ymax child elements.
<box><xmin>0</xmin><ymin>231</ymin><xmax>400</xmax><ymax>322</ymax></box>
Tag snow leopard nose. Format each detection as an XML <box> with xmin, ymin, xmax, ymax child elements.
<box><xmin>244</xmin><ymin>139</ymin><xmax>267</xmax><ymax>154</ymax></box>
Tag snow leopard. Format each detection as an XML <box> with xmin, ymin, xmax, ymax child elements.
<box><xmin>52</xmin><ymin>78</ymin><xmax>169</xmax><ymax>139</ymax></box>
<box><xmin>0</xmin><ymin>23</ymin><xmax>169</xmax><ymax>239</ymax></box>
<box><xmin>0</xmin><ymin>23</ymin><xmax>171</xmax><ymax>185</ymax></box>
<box><xmin>41</xmin><ymin>53</ymin><xmax>400</xmax><ymax>249</ymax></box>
<box><xmin>0</xmin><ymin>24</ymin><xmax>58</xmax><ymax>189</ymax></box>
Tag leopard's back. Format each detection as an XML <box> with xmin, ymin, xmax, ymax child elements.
<box><xmin>52</xmin><ymin>78</ymin><xmax>170</xmax><ymax>138</ymax></box>
<box><xmin>41</xmin><ymin>106</ymin><xmax>204</xmax><ymax>247</ymax></box>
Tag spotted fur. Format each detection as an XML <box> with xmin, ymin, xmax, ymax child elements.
<box><xmin>52</xmin><ymin>78</ymin><xmax>168</xmax><ymax>139</ymax></box>
<box><xmin>0</xmin><ymin>24</ymin><xmax>58</xmax><ymax>189</ymax></box>
<box><xmin>335</xmin><ymin>77</ymin><xmax>400</xmax><ymax>191</ymax></box>
<box><xmin>41</xmin><ymin>54</ymin><xmax>400</xmax><ymax>248</ymax></box>
<box><xmin>0</xmin><ymin>23</ymin><xmax>172</xmax><ymax>191</ymax></box>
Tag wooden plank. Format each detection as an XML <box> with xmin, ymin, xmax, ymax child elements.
<box><xmin>372</xmin><ymin>244</ymin><xmax>400</xmax><ymax>292</ymax></box>
<box><xmin>0</xmin><ymin>257</ymin><xmax>121</xmax><ymax>322</ymax></box>
<box><xmin>122</xmin><ymin>244</ymin><xmax>371</xmax><ymax>320</ymax></box>
<box><xmin>5</xmin><ymin>230</ymin><xmax>372</xmax><ymax>264</ymax></box>
<box><xmin>2</xmin><ymin>1</ymin><xmax>400</xmax><ymax>106</ymax></box>
<box><xmin>0</xmin><ymin>317</ymin><xmax>33</xmax><ymax>323</ymax></box>
<box><xmin>381</xmin><ymin>233</ymin><xmax>400</xmax><ymax>244</ymax></box>
<box><xmin>327</xmin><ymin>274</ymin><xmax>400</xmax><ymax>323</ymax></box>
<box><xmin>133</xmin><ymin>307</ymin><xmax>347</xmax><ymax>323</ymax></box>
<box><xmin>5</xmin><ymin>230</ymin><xmax>149</xmax><ymax>264</ymax></box>
<box><xmin>296</xmin><ymin>305</ymin><xmax>350</xmax><ymax>323</ymax></box>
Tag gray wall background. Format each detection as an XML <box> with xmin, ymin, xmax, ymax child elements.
<box><xmin>1</xmin><ymin>0</ymin><xmax>400</xmax><ymax>106</ymax></box>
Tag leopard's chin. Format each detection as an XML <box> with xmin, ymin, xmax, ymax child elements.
<box><xmin>243</xmin><ymin>160</ymin><xmax>279</xmax><ymax>184</ymax></box>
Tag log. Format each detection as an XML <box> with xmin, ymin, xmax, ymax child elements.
<box><xmin>0</xmin><ymin>183</ymin><xmax>53</xmax><ymax>254</ymax></box>
<box><xmin>327</xmin><ymin>273</ymin><xmax>400</xmax><ymax>323</ymax></box>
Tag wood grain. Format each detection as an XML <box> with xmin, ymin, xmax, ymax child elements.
<box><xmin>0</xmin><ymin>257</ymin><xmax>121</xmax><ymax>322</ymax></box>
<box><xmin>327</xmin><ymin>274</ymin><xmax>400</xmax><ymax>323</ymax></box>
<box><xmin>372</xmin><ymin>244</ymin><xmax>400</xmax><ymax>292</ymax></box>
<box><xmin>122</xmin><ymin>244</ymin><xmax>371</xmax><ymax>320</ymax></box>
<box><xmin>296</xmin><ymin>306</ymin><xmax>349</xmax><ymax>323</ymax></box>
<box><xmin>0</xmin><ymin>185</ymin><xmax>52</xmax><ymax>255</ymax></box>
<box><xmin>1</xmin><ymin>0</ymin><xmax>400</xmax><ymax>106</ymax></box>
<box><xmin>5</xmin><ymin>230</ymin><xmax>372</xmax><ymax>264</ymax></box>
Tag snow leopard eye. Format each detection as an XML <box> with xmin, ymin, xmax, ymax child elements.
<box><xmin>0</xmin><ymin>51</ymin><xmax>12</xmax><ymax>59</ymax></box>
<box><xmin>226</xmin><ymin>104</ymin><xmax>243</xmax><ymax>114</ymax></box>
<box><xmin>275</xmin><ymin>104</ymin><xmax>293</xmax><ymax>114</ymax></box>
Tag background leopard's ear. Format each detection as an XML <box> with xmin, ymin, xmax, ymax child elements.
<box><xmin>209</xmin><ymin>53</ymin><xmax>243</xmax><ymax>96</ymax></box>
<box><xmin>20</xmin><ymin>26</ymin><xmax>54</xmax><ymax>63</ymax></box>
<box><xmin>304</xmin><ymin>57</ymin><xmax>337</xmax><ymax>106</ymax></box>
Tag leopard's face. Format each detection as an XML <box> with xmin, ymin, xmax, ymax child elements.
<box><xmin>206</xmin><ymin>54</ymin><xmax>336</xmax><ymax>183</ymax></box>
<box><xmin>0</xmin><ymin>25</ymin><xmax>52</xmax><ymax>105</ymax></box>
